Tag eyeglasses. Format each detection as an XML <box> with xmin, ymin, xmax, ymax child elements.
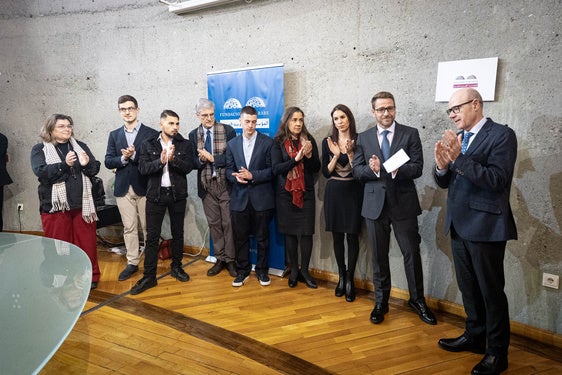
<box><xmin>373</xmin><ymin>106</ymin><xmax>396</xmax><ymax>114</ymax></box>
<box><xmin>198</xmin><ymin>113</ymin><xmax>215</xmax><ymax>118</ymax></box>
<box><xmin>119</xmin><ymin>106</ymin><xmax>137</xmax><ymax>113</ymax></box>
<box><xmin>446</xmin><ymin>99</ymin><xmax>475</xmax><ymax>115</ymax></box>
<box><xmin>55</xmin><ymin>125</ymin><xmax>73</xmax><ymax>129</ymax></box>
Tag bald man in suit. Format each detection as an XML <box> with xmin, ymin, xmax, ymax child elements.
<box><xmin>434</xmin><ymin>88</ymin><xmax>517</xmax><ymax>375</ymax></box>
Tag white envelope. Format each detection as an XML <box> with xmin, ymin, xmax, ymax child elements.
<box><xmin>383</xmin><ymin>148</ymin><xmax>410</xmax><ymax>172</ymax></box>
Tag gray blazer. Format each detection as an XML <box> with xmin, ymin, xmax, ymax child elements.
<box><xmin>352</xmin><ymin>122</ymin><xmax>423</xmax><ymax>221</ymax></box>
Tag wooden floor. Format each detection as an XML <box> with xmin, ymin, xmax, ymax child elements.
<box><xmin>40</xmin><ymin>246</ymin><xmax>562</xmax><ymax>374</ymax></box>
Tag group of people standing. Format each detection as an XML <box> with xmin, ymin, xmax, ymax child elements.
<box><xmin>29</xmin><ymin>87</ymin><xmax>516</xmax><ymax>375</ymax></box>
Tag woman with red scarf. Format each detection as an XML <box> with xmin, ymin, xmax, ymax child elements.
<box><xmin>272</xmin><ymin>107</ymin><xmax>320</xmax><ymax>288</ymax></box>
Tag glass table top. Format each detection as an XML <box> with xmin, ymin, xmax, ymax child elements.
<box><xmin>0</xmin><ymin>233</ymin><xmax>92</xmax><ymax>375</ymax></box>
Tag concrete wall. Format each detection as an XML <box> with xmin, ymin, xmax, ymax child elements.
<box><xmin>1</xmin><ymin>0</ymin><xmax>560</xmax><ymax>334</ymax></box>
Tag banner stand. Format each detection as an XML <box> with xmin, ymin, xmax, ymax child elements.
<box><xmin>206</xmin><ymin>64</ymin><xmax>285</xmax><ymax>277</ymax></box>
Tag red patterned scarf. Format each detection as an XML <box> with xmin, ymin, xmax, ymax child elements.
<box><xmin>283</xmin><ymin>136</ymin><xmax>306</xmax><ymax>208</ymax></box>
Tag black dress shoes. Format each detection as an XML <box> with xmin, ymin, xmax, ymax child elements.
<box><xmin>226</xmin><ymin>261</ymin><xmax>237</xmax><ymax>277</ymax></box>
<box><xmin>130</xmin><ymin>276</ymin><xmax>157</xmax><ymax>295</ymax></box>
<box><xmin>438</xmin><ymin>334</ymin><xmax>486</xmax><ymax>354</ymax></box>
<box><xmin>118</xmin><ymin>264</ymin><xmax>139</xmax><ymax>281</ymax></box>
<box><xmin>288</xmin><ymin>277</ymin><xmax>298</xmax><ymax>288</ymax></box>
<box><xmin>207</xmin><ymin>260</ymin><xmax>225</xmax><ymax>276</ymax></box>
<box><xmin>370</xmin><ymin>304</ymin><xmax>389</xmax><ymax>324</ymax></box>
<box><xmin>171</xmin><ymin>267</ymin><xmax>190</xmax><ymax>282</ymax></box>
<box><xmin>408</xmin><ymin>300</ymin><xmax>437</xmax><ymax>325</ymax></box>
<box><xmin>298</xmin><ymin>270</ymin><xmax>318</xmax><ymax>289</ymax></box>
<box><xmin>471</xmin><ymin>354</ymin><xmax>508</xmax><ymax>374</ymax></box>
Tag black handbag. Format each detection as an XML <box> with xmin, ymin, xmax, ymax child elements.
<box><xmin>90</xmin><ymin>176</ymin><xmax>106</xmax><ymax>207</ymax></box>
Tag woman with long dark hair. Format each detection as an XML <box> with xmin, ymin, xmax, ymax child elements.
<box><xmin>322</xmin><ymin>104</ymin><xmax>363</xmax><ymax>301</ymax></box>
<box><xmin>272</xmin><ymin>107</ymin><xmax>320</xmax><ymax>288</ymax></box>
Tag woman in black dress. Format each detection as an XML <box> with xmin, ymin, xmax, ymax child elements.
<box><xmin>322</xmin><ymin>104</ymin><xmax>363</xmax><ymax>301</ymax></box>
<box><xmin>272</xmin><ymin>107</ymin><xmax>321</xmax><ymax>288</ymax></box>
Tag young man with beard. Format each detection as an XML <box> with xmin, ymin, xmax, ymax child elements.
<box><xmin>131</xmin><ymin>110</ymin><xmax>195</xmax><ymax>295</ymax></box>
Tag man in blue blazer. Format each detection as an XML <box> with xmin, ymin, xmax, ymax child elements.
<box><xmin>226</xmin><ymin>106</ymin><xmax>275</xmax><ymax>287</ymax></box>
<box><xmin>105</xmin><ymin>95</ymin><xmax>158</xmax><ymax>281</ymax></box>
<box><xmin>435</xmin><ymin>88</ymin><xmax>517</xmax><ymax>375</ymax></box>
<box><xmin>353</xmin><ymin>91</ymin><xmax>436</xmax><ymax>326</ymax></box>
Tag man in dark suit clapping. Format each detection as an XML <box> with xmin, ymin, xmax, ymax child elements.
<box><xmin>434</xmin><ymin>88</ymin><xmax>517</xmax><ymax>375</ymax></box>
<box><xmin>353</xmin><ymin>91</ymin><xmax>436</xmax><ymax>326</ymax></box>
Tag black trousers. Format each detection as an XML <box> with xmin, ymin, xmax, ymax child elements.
<box><xmin>231</xmin><ymin>201</ymin><xmax>273</xmax><ymax>275</ymax></box>
<box><xmin>143</xmin><ymin>188</ymin><xmax>186</xmax><ymax>277</ymax></box>
<box><xmin>451</xmin><ymin>227</ymin><xmax>510</xmax><ymax>356</ymax></box>
<box><xmin>365</xmin><ymin>204</ymin><xmax>424</xmax><ymax>305</ymax></box>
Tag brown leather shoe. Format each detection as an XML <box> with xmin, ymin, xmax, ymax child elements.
<box><xmin>226</xmin><ymin>261</ymin><xmax>237</xmax><ymax>277</ymax></box>
<box><xmin>207</xmin><ymin>260</ymin><xmax>225</xmax><ymax>276</ymax></box>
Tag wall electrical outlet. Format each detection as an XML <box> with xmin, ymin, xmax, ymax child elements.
<box><xmin>17</xmin><ymin>203</ymin><xmax>23</xmax><ymax>211</ymax></box>
<box><xmin>542</xmin><ymin>273</ymin><xmax>560</xmax><ymax>289</ymax></box>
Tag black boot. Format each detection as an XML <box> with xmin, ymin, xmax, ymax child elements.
<box><xmin>299</xmin><ymin>269</ymin><xmax>318</xmax><ymax>289</ymax></box>
<box><xmin>345</xmin><ymin>271</ymin><xmax>356</xmax><ymax>302</ymax></box>
<box><xmin>335</xmin><ymin>269</ymin><xmax>345</xmax><ymax>297</ymax></box>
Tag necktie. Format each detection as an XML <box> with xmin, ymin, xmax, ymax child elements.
<box><xmin>204</xmin><ymin>129</ymin><xmax>212</xmax><ymax>154</ymax></box>
<box><xmin>461</xmin><ymin>132</ymin><xmax>473</xmax><ymax>154</ymax></box>
<box><xmin>381</xmin><ymin>130</ymin><xmax>390</xmax><ymax>161</ymax></box>
<box><xmin>205</xmin><ymin>130</ymin><xmax>214</xmax><ymax>174</ymax></box>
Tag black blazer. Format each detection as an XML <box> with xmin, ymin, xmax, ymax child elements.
<box><xmin>434</xmin><ymin>118</ymin><xmax>518</xmax><ymax>242</ymax></box>
<box><xmin>104</xmin><ymin>123</ymin><xmax>158</xmax><ymax>197</ymax></box>
<box><xmin>353</xmin><ymin>122</ymin><xmax>423</xmax><ymax>221</ymax></box>
<box><xmin>225</xmin><ymin>132</ymin><xmax>275</xmax><ymax>212</ymax></box>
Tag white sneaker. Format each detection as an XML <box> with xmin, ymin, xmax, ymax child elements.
<box><xmin>232</xmin><ymin>274</ymin><xmax>249</xmax><ymax>287</ymax></box>
<box><xmin>257</xmin><ymin>273</ymin><xmax>271</xmax><ymax>286</ymax></box>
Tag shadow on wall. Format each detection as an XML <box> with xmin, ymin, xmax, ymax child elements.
<box><xmin>509</xmin><ymin>145</ymin><xmax>562</xmax><ymax>330</ymax></box>
<box><xmin>419</xmin><ymin>184</ymin><xmax>456</xmax><ymax>301</ymax></box>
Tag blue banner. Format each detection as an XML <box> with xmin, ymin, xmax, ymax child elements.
<box><xmin>207</xmin><ymin>64</ymin><xmax>285</xmax><ymax>275</ymax></box>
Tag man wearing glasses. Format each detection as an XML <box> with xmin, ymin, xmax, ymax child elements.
<box><xmin>105</xmin><ymin>95</ymin><xmax>158</xmax><ymax>281</ymax></box>
<box><xmin>434</xmin><ymin>88</ymin><xmax>517</xmax><ymax>375</ymax></box>
<box><xmin>353</xmin><ymin>91</ymin><xmax>436</xmax><ymax>326</ymax></box>
<box><xmin>188</xmin><ymin>98</ymin><xmax>237</xmax><ymax>278</ymax></box>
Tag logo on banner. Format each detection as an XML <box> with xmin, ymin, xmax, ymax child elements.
<box><xmin>220</xmin><ymin>96</ymin><xmax>270</xmax><ymax>130</ymax></box>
